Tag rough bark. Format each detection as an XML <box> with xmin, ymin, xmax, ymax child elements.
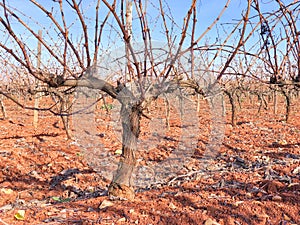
<box><xmin>108</xmin><ymin>103</ymin><xmax>141</xmax><ymax>200</ymax></box>
<box><xmin>224</xmin><ymin>90</ymin><xmax>236</xmax><ymax>127</ymax></box>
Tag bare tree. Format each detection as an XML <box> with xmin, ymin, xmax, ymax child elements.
<box><xmin>3</xmin><ymin>0</ymin><xmax>298</xmax><ymax>200</ymax></box>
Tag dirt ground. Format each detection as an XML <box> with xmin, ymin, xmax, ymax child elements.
<box><xmin>0</xmin><ymin>94</ymin><xmax>299</xmax><ymax>225</ymax></box>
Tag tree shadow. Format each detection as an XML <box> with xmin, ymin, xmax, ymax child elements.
<box><xmin>0</xmin><ymin>171</ymin><xmax>49</xmax><ymax>189</ymax></box>
<box><xmin>0</xmin><ymin>132</ymin><xmax>61</xmax><ymax>140</ymax></box>
<box><xmin>48</xmin><ymin>168</ymin><xmax>108</xmax><ymax>199</ymax></box>
<box><xmin>166</xmin><ymin>186</ymin><xmax>257</xmax><ymax>224</ymax></box>
<box><xmin>235</xmin><ymin>120</ymin><xmax>251</xmax><ymax>126</ymax></box>
<box><xmin>268</xmin><ymin>141</ymin><xmax>300</xmax><ymax>149</ymax></box>
<box><xmin>179</xmin><ymin>176</ymin><xmax>299</xmax><ymax>224</ymax></box>
<box><xmin>1</xmin><ymin>166</ymin><xmax>108</xmax><ymax>201</ymax></box>
<box><xmin>222</xmin><ymin>142</ymin><xmax>248</xmax><ymax>152</ymax></box>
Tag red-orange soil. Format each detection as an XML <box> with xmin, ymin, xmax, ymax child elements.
<box><xmin>0</xmin><ymin>95</ymin><xmax>299</xmax><ymax>225</ymax></box>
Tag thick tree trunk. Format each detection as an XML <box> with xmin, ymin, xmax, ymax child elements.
<box><xmin>108</xmin><ymin>103</ymin><xmax>141</xmax><ymax>200</ymax></box>
<box><xmin>224</xmin><ymin>90</ymin><xmax>236</xmax><ymax>127</ymax></box>
<box><xmin>281</xmin><ymin>89</ymin><xmax>291</xmax><ymax>122</ymax></box>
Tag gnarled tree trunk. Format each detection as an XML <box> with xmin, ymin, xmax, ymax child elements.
<box><xmin>108</xmin><ymin>103</ymin><xmax>141</xmax><ymax>200</ymax></box>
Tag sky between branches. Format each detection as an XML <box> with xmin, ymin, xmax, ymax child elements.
<box><xmin>0</xmin><ymin>0</ymin><xmax>299</xmax><ymax>80</ymax></box>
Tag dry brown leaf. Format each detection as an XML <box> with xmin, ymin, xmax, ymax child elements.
<box><xmin>117</xmin><ymin>217</ymin><xmax>126</xmax><ymax>222</ymax></box>
<box><xmin>204</xmin><ymin>218</ymin><xmax>221</xmax><ymax>225</ymax></box>
<box><xmin>99</xmin><ymin>199</ymin><xmax>114</xmax><ymax>209</ymax></box>
<box><xmin>0</xmin><ymin>188</ymin><xmax>13</xmax><ymax>194</ymax></box>
<box><xmin>272</xmin><ymin>195</ymin><xmax>282</xmax><ymax>201</ymax></box>
<box><xmin>169</xmin><ymin>202</ymin><xmax>177</xmax><ymax>210</ymax></box>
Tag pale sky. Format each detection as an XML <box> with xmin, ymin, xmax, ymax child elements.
<box><xmin>0</xmin><ymin>0</ymin><xmax>299</xmax><ymax>71</ymax></box>
<box><xmin>3</xmin><ymin>0</ymin><xmax>297</xmax><ymax>46</ymax></box>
